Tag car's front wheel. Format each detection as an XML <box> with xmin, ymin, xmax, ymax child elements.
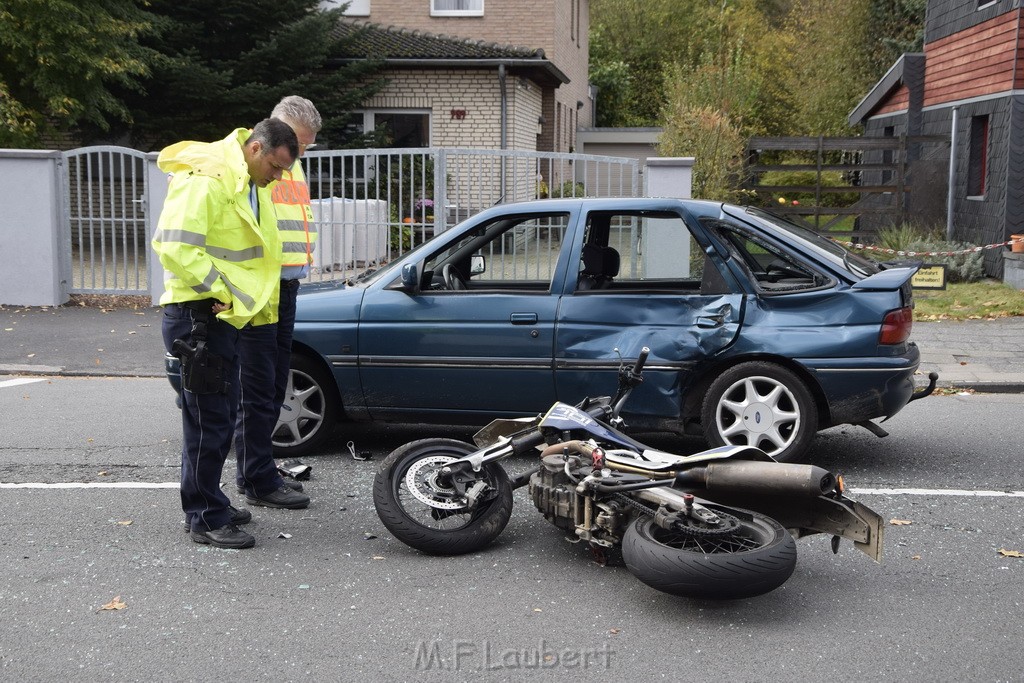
<box><xmin>700</xmin><ymin>361</ymin><xmax>817</xmax><ymax>462</ymax></box>
<box><xmin>272</xmin><ymin>354</ymin><xmax>339</xmax><ymax>458</ymax></box>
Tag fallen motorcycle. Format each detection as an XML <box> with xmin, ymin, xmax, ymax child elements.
<box><xmin>372</xmin><ymin>348</ymin><xmax>884</xmax><ymax>600</ymax></box>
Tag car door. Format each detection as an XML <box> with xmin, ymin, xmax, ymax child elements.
<box><xmin>357</xmin><ymin>210</ymin><xmax>579</xmax><ymax>418</ymax></box>
<box><xmin>553</xmin><ymin>209</ymin><xmax>745</xmax><ymax>419</ymax></box>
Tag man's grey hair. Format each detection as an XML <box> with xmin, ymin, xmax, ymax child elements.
<box><xmin>271</xmin><ymin>96</ymin><xmax>322</xmax><ymax>132</ymax></box>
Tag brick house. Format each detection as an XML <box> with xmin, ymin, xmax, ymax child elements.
<box><xmin>848</xmin><ymin>0</ymin><xmax>1024</xmax><ymax>276</ymax></box>
<box><xmin>325</xmin><ymin>0</ymin><xmax>591</xmax><ymax>154</ymax></box>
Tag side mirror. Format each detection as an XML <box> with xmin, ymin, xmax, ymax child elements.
<box><xmin>401</xmin><ymin>263</ymin><xmax>419</xmax><ymax>291</ymax></box>
<box><xmin>470</xmin><ymin>254</ymin><xmax>485</xmax><ymax>275</ymax></box>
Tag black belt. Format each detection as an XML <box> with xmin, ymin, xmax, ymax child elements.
<box><xmin>175</xmin><ymin>299</ymin><xmax>217</xmax><ymax>314</ymax></box>
<box><xmin>281</xmin><ymin>278</ymin><xmax>300</xmax><ymax>287</ymax></box>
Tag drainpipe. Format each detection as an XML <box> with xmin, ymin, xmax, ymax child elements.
<box><xmin>947</xmin><ymin>106</ymin><xmax>958</xmax><ymax>240</ymax></box>
<box><xmin>499</xmin><ymin>64</ymin><xmax>507</xmax><ymax>150</ymax></box>
<box><xmin>499</xmin><ymin>64</ymin><xmax>507</xmax><ymax>201</ymax></box>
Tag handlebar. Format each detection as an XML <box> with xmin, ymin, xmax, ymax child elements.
<box><xmin>610</xmin><ymin>346</ymin><xmax>650</xmax><ymax>420</ymax></box>
<box><xmin>632</xmin><ymin>347</ymin><xmax>650</xmax><ymax>375</ymax></box>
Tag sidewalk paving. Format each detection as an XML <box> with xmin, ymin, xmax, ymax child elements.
<box><xmin>1</xmin><ymin>303</ymin><xmax>1023</xmax><ymax>392</ymax></box>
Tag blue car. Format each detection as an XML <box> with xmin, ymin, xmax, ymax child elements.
<box><xmin>172</xmin><ymin>198</ymin><xmax>935</xmax><ymax>462</ymax></box>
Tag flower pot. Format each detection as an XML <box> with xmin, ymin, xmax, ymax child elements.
<box><xmin>1012</xmin><ymin>234</ymin><xmax>1024</xmax><ymax>253</ymax></box>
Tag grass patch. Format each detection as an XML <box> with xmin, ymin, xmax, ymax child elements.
<box><xmin>914</xmin><ymin>281</ymin><xmax>1024</xmax><ymax>320</ymax></box>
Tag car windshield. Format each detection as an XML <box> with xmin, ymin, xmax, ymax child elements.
<box><xmin>741</xmin><ymin>207</ymin><xmax>880</xmax><ymax>278</ymax></box>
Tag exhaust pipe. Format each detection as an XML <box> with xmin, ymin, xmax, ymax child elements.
<box><xmin>675</xmin><ymin>461</ymin><xmax>836</xmax><ymax>498</ymax></box>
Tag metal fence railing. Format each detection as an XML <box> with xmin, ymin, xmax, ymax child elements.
<box><xmin>61</xmin><ymin>146</ymin><xmax>640</xmax><ymax>296</ymax></box>
<box><xmin>302</xmin><ymin>147</ymin><xmax>640</xmax><ymax>284</ymax></box>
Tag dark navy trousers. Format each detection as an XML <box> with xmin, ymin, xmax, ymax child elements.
<box><xmin>233</xmin><ymin>317</ymin><xmax>285</xmax><ymax>497</ymax></box>
<box><xmin>232</xmin><ymin>279</ymin><xmax>300</xmax><ymax>495</ymax></box>
<box><xmin>162</xmin><ymin>304</ymin><xmax>239</xmax><ymax>533</ymax></box>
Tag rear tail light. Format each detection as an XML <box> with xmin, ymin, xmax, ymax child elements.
<box><xmin>879</xmin><ymin>306</ymin><xmax>913</xmax><ymax>345</ymax></box>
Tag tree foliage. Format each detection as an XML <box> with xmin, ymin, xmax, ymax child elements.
<box><xmin>659</xmin><ymin>103</ymin><xmax>750</xmax><ymax>202</ymax></box>
<box><xmin>89</xmin><ymin>0</ymin><xmax>384</xmax><ymax>150</ymax></box>
<box><xmin>592</xmin><ymin>0</ymin><xmax>925</xmax><ymax>136</ymax></box>
<box><xmin>0</xmin><ymin>0</ymin><xmax>152</xmax><ymax>147</ymax></box>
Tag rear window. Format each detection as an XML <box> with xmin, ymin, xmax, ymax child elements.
<box><xmin>741</xmin><ymin>208</ymin><xmax>880</xmax><ymax>278</ymax></box>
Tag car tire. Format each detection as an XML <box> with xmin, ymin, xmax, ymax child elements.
<box><xmin>700</xmin><ymin>361</ymin><xmax>817</xmax><ymax>462</ymax></box>
<box><xmin>271</xmin><ymin>353</ymin><xmax>339</xmax><ymax>458</ymax></box>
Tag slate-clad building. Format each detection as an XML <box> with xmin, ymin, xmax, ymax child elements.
<box><xmin>849</xmin><ymin>0</ymin><xmax>1024</xmax><ymax>276</ymax></box>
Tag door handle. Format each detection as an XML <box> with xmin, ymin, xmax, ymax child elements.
<box><xmin>510</xmin><ymin>312</ymin><xmax>538</xmax><ymax>325</ymax></box>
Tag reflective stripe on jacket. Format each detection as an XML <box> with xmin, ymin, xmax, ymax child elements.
<box><xmin>271</xmin><ymin>162</ymin><xmax>316</xmax><ymax>268</ymax></box>
<box><xmin>151</xmin><ymin>128</ymin><xmax>282</xmax><ymax>329</ymax></box>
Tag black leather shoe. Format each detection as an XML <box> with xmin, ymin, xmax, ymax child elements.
<box><xmin>236</xmin><ymin>479</ymin><xmax>303</xmax><ymax>495</ymax></box>
<box><xmin>190</xmin><ymin>524</ymin><xmax>255</xmax><ymax>549</ymax></box>
<box><xmin>183</xmin><ymin>505</ymin><xmax>252</xmax><ymax>533</ymax></box>
<box><xmin>244</xmin><ymin>485</ymin><xmax>310</xmax><ymax>510</ymax></box>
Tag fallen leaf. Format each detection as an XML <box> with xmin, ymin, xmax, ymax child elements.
<box><xmin>26</xmin><ymin>353</ymin><xmax>34</xmax><ymax>358</ymax></box>
<box><xmin>116</xmin><ymin>520</ymin><xmax>133</xmax><ymax>526</ymax></box>
<box><xmin>98</xmin><ymin>471</ymin><xmax>110</xmax><ymax>476</ymax></box>
<box><xmin>998</xmin><ymin>548</ymin><xmax>1024</xmax><ymax>558</ymax></box>
<box><xmin>98</xmin><ymin>596</ymin><xmax>127</xmax><ymax>611</ymax></box>
<box><xmin>533</xmin><ymin>608</ymin><xmax>542</xmax><ymax>613</ymax></box>
<box><xmin>372</xmin><ymin>555</ymin><xmax>385</xmax><ymax>560</ymax></box>
<box><xmin>911</xmin><ymin>555</ymin><xmax>921</xmax><ymax>560</ymax></box>
<box><xmin>890</xmin><ymin>519</ymin><xmax>913</xmax><ymax>526</ymax></box>
<box><xmin>278</xmin><ymin>533</ymin><xmax>292</xmax><ymax>539</ymax></box>
<box><xmin>128</xmin><ymin>331</ymin><xmax>137</xmax><ymax>335</ymax></box>
<box><xmin>609</xmin><ymin>628</ymin><xmax>621</xmax><ymax>635</ymax></box>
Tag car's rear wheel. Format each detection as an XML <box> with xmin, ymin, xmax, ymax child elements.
<box><xmin>272</xmin><ymin>354</ymin><xmax>339</xmax><ymax>458</ymax></box>
<box><xmin>700</xmin><ymin>361</ymin><xmax>817</xmax><ymax>462</ymax></box>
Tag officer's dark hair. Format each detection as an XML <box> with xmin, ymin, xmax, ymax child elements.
<box><xmin>246</xmin><ymin>118</ymin><xmax>299</xmax><ymax>161</ymax></box>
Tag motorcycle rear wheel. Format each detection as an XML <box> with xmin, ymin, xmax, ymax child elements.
<box><xmin>372</xmin><ymin>438</ymin><xmax>513</xmax><ymax>555</ymax></box>
<box><xmin>621</xmin><ymin>505</ymin><xmax>797</xmax><ymax>600</ymax></box>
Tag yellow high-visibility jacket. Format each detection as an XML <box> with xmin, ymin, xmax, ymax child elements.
<box><xmin>271</xmin><ymin>162</ymin><xmax>317</xmax><ymax>269</ymax></box>
<box><xmin>152</xmin><ymin>128</ymin><xmax>282</xmax><ymax>329</ymax></box>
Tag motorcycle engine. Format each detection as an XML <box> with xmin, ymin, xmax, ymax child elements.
<box><xmin>528</xmin><ymin>453</ymin><xmax>626</xmax><ymax>546</ymax></box>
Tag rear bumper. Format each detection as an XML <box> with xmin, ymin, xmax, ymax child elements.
<box><xmin>799</xmin><ymin>343</ymin><xmax>921</xmax><ymax>426</ymax></box>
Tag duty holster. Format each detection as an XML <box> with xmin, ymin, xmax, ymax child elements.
<box><xmin>172</xmin><ymin>302</ymin><xmax>230</xmax><ymax>395</ymax></box>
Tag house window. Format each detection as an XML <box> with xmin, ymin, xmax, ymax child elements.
<box><xmin>431</xmin><ymin>0</ymin><xmax>483</xmax><ymax>16</ymax></box>
<box><xmin>342</xmin><ymin>111</ymin><xmax>431</xmax><ymax>148</ymax></box>
<box><xmin>967</xmin><ymin>115</ymin><xmax>989</xmax><ymax>198</ymax></box>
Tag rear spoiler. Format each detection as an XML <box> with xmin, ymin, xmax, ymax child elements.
<box><xmin>851</xmin><ymin>266</ymin><xmax>919</xmax><ymax>291</ymax></box>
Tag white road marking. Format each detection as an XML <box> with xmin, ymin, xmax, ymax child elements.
<box><xmin>0</xmin><ymin>483</ymin><xmax>1021</xmax><ymax>497</ymax></box>
<box><xmin>851</xmin><ymin>487</ymin><xmax>1024</xmax><ymax>498</ymax></box>
<box><xmin>0</xmin><ymin>482</ymin><xmax>179</xmax><ymax>489</ymax></box>
<box><xmin>0</xmin><ymin>378</ymin><xmax>47</xmax><ymax>388</ymax></box>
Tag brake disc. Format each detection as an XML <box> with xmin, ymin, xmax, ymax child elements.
<box><xmin>404</xmin><ymin>455</ymin><xmax>466</xmax><ymax>510</ymax></box>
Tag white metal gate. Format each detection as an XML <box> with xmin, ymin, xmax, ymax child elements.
<box><xmin>62</xmin><ymin>146</ymin><xmax>150</xmax><ymax>295</ymax></box>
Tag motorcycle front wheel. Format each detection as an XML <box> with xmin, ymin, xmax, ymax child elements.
<box><xmin>372</xmin><ymin>438</ymin><xmax>513</xmax><ymax>555</ymax></box>
<box><xmin>621</xmin><ymin>505</ymin><xmax>797</xmax><ymax>600</ymax></box>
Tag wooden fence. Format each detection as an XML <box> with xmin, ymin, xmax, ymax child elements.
<box><xmin>744</xmin><ymin>134</ymin><xmax>950</xmax><ymax>238</ymax></box>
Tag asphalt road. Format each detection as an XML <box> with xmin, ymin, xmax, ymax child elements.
<box><xmin>0</xmin><ymin>376</ymin><xmax>1022</xmax><ymax>681</ymax></box>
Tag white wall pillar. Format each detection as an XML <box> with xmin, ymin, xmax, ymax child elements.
<box><xmin>644</xmin><ymin>157</ymin><xmax>694</xmax><ymax>199</ymax></box>
<box><xmin>145</xmin><ymin>152</ymin><xmax>168</xmax><ymax>306</ymax></box>
<box><xmin>0</xmin><ymin>150</ymin><xmax>66</xmax><ymax>306</ymax></box>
